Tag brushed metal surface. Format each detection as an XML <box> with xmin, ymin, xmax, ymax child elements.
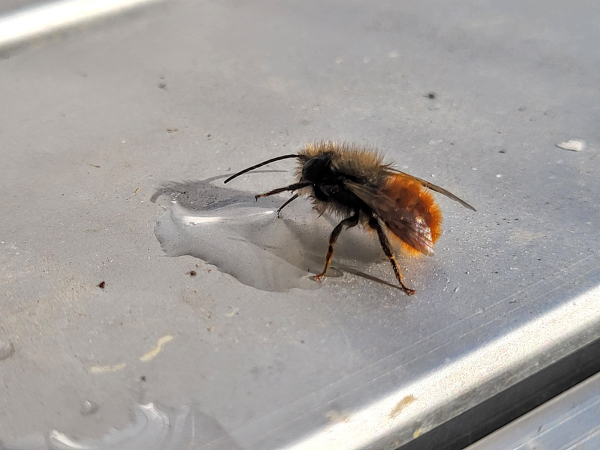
<box><xmin>1</xmin><ymin>0</ymin><xmax>599</xmax><ymax>449</ymax></box>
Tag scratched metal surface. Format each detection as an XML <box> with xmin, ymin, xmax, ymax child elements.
<box><xmin>1</xmin><ymin>0</ymin><xmax>599</xmax><ymax>449</ymax></box>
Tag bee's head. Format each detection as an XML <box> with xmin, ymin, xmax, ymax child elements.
<box><xmin>301</xmin><ymin>153</ymin><xmax>333</xmax><ymax>183</ymax></box>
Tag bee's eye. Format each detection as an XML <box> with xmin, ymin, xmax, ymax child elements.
<box><xmin>302</xmin><ymin>154</ymin><xmax>332</xmax><ymax>182</ymax></box>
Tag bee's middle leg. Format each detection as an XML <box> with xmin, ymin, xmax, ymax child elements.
<box><xmin>276</xmin><ymin>193</ymin><xmax>299</xmax><ymax>217</ymax></box>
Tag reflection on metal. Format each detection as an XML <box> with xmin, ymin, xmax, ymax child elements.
<box><xmin>280</xmin><ymin>285</ymin><xmax>600</xmax><ymax>450</ymax></box>
<box><xmin>0</xmin><ymin>0</ymin><xmax>164</xmax><ymax>50</ymax></box>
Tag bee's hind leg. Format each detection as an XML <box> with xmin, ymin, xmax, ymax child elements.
<box><xmin>368</xmin><ymin>217</ymin><xmax>415</xmax><ymax>295</ymax></box>
<box><xmin>314</xmin><ymin>212</ymin><xmax>360</xmax><ymax>282</ymax></box>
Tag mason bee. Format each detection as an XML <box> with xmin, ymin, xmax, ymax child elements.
<box><xmin>225</xmin><ymin>141</ymin><xmax>475</xmax><ymax>295</ymax></box>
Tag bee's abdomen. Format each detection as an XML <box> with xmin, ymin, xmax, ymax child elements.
<box><xmin>383</xmin><ymin>176</ymin><xmax>443</xmax><ymax>254</ymax></box>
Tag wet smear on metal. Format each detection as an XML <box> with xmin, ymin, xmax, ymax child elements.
<box><xmin>7</xmin><ymin>403</ymin><xmax>243</xmax><ymax>450</ymax></box>
<box><xmin>153</xmin><ymin>178</ymin><xmax>384</xmax><ymax>292</ymax></box>
<box><xmin>48</xmin><ymin>404</ymin><xmax>170</xmax><ymax>450</ymax></box>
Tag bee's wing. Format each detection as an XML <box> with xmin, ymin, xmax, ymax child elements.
<box><xmin>344</xmin><ymin>180</ymin><xmax>435</xmax><ymax>255</ymax></box>
<box><xmin>386</xmin><ymin>168</ymin><xmax>476</xmax><ymax>211</ymax></box>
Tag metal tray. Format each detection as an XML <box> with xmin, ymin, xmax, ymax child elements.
<box><xmin>1</xmin><ymin>1</ymin><xmax>599</xmax><ymax>448</ymax></box>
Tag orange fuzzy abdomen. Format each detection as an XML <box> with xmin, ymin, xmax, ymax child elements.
<box><xmin>382</xmin><ymin>175</ymin><xmax>443</xmax><ymax>255</ymax></box>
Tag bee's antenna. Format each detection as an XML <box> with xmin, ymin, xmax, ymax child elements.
<box><xmin>224</xmin><ymin>154</ymin><xmax>299</xmax><ymax>184</ymax></box>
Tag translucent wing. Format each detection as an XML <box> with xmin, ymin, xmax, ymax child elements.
<box><xmin>386</xmin><ymin>168</ymin><xmax>476</xmax><ymax>211</ymax></box>
<box><xmin>344</xmin><ymin>180</ymin><xmax>435</xmax><ymax>255</ymax></box>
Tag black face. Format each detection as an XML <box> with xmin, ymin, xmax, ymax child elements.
<box><xmin>301</xmin><ymin>153</ymin><xmax>334</xmax><ymax>184</ymax></box>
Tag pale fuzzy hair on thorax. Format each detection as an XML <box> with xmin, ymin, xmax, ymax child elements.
<box><xmin>297</xmin><ymin>141</ymin><xmax>391</xmax><ymax>186</ymax></box>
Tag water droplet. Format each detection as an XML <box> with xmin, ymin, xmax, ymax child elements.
<box><xmin>0</xmin><ymin>340</ymin><xmax>15</xmax><ymax>361</ymax></box>
<box><xmin>44</xmin><ymin>403</ymin><xmax>194</xmax><ymax>449</ymax></box>
<box><xmin>154</xmin><ymin>181</ymin><xmax>383</xmax><ymax>292</ymax></box>
<box><xmin>80</xmin><ymin>400</ymin><xmax>99</xmax><ymax>416</ymax></box>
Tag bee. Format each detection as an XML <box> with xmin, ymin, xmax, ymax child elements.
<box><xmin>224</xmin><ymin>141</ymin><xmax>475</xmax><ymax>295</ymax></box>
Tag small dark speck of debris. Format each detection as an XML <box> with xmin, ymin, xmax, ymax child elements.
<box><xmin>499</xmin><ymin>149</ymin><xmax>506</xmax><ymax>153</ymax></box>
<box><xmin>98</xmin><ymin>281</ymin><xmax>106</xmax><ymax>289</ymax></box>
<box><xmin>90</xmin><ymin>164</ymin><xmax>101</xmax><ymax>168</ymax></box>
<box><xmin>158</xmin><ymin>82</ymin><xmax>167</xmax><ymax>89</ymax></box>
<box><xmin>509</xmin><ymin>300</ymin><xmax>517</xmax><ymax>304</ymax></box>
<box><xmin>141</xmin><ymin>376</ymin><xmax>146</xmax><ymax>381</ymax></box>
<box><xmin>187</xmin><ymin>270</ymin><xmax>197</xmax><ymax>276</ymax></box>
<box><xmin>166</xmin><ymin>128</ymin><xmax>178</xmax><ymax>133</ymax></box>
<box><xmin>300</xmin><ymin>340</ymin><xmax>305</xmax><ymax>344</ymax></box>
<box><xmin>426</xmin><ymin>92</ymin><xmax>436</xmax><ymax>99</ymax></box>
<box><xmin>206</xmin><ymin>133</ymin><xmax>211</xmax><ymax>138</ymax></box>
